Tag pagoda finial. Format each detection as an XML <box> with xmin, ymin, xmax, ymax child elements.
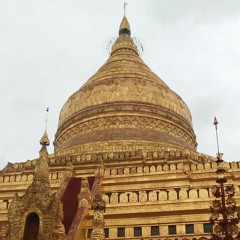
<box><xmin>213</xmin><ymin>117</ymin><xmax>223</xmax><ymax>161</ymax></box>
<box><xmin>40</xmin><ymin>131</ymin><xmax>50</xmax><ymax>146</ymax></box>
<box><xmin>45</xmin><ymin>107</ymin><xmax>49</xmax><ymax>131</ymax></box>
<box><xmin>119</xmin><ymin>2</ymin><xmax>131</xmax><ymax>35</ymax></box>
<box><xmin>40</xmin><ymin>108</ymin><xmax>50</xmax><ymax>146</ymax></box>
<box><xmin>123</xmin><ymin>2</ymin><xmax>128</xmax><ymax>16</ymax></box>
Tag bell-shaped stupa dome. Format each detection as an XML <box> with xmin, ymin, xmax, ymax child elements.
<box><xmin>54</xmin><ymin>14</ymin><xmax>197</xmax><ymax>154</ymax></box>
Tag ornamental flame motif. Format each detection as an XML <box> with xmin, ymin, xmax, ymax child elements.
<box><xmin>210</xmin><ymin>154</ymin><xmax>240</xmax><ymax>240</ymax></box>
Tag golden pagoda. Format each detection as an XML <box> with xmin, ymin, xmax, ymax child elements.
<box><xmin>0</xmin><ymin>11</ymin><xmax>240</xmax><ymax>240</ymax></box>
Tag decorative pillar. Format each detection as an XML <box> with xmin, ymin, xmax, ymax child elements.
<box><xmin>210</xmin><ymin>118</ymin><xmax>240</xmax><ymax>240</ymax></box>
<box><xmin>91</xmin><ymin>190</ymin><xmax>106</xmax><ymax>240</ymax></box>
<box><xmin>91</xmin><ymin>160</ymin><xmax>106</xmax><ymax>240</ymax></box>
<box><xmin>210</xmin><ymin>153</ymin><xmax>240</xmax><ymax>240</ymax></box>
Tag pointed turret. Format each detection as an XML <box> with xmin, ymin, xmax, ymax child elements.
<box><xmin>34</xmin><ymin>144</ymin><xmax>50</xmax><ymax>183</ymax></box>
<box><xmin>37</xmin><ymin>131</ymin><xmax>50</xmax><ymax>182</ymax></box>
<box><xmin>34</xmin><ymin>130</ymin><xmax>50</xmax><ymax>183</ymax></box>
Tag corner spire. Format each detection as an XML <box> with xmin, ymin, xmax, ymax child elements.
<box><xmin>40</xmin><ymin>131</ymin><xmax>50</xmax><ymax>146</ymax></box>
<box><xmin>40</xmin><ymin>108</ymin><xmax>50</xmax><ymax>146</ymax></box>
<box><xmin>119</xmin><ymin>2</ymin><xmax>131</xmax><ymax>35</ymax></box>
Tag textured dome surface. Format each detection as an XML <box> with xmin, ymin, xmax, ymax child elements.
<box><xmin>54</xmin><ymin>17</ymin><xmax>197</xmax><ymax>153</ymax></box>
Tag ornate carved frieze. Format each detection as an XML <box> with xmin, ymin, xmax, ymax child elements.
<box><xmin>53</xmin><ymin>142</ymin><xmax>215</xmax><ymax>166</ymax></box>
<box><xmin>56</xmin><ymin>101</ymin><xmax>194</xmax><ymax>140</ymax></box>
<box><xmin>58</xmin><ymin>73</ymin><xmax>192</xmax><ymax>129</ymax></box>
<box><xmin>55</xmin><ymin>115</ymin><xmax>196</xmax><ymax>151</ymax></box>
<box><xmin>102</xmin><ymin>186</ymin><xmax>213</xmax><ymax>205</ymax></box>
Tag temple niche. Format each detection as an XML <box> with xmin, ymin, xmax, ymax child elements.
<box><xmin>23</xmin><ymin>212</ymin><xmax>39</xmax><ymax>240</ymax></box>
<box><xmin>1</xmin><ymin>8</ymin><xmax>240</xmax><ymax>240</ymax></box>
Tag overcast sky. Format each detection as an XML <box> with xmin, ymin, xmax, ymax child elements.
<box><xmin>0</xmin><ymin>0</ymin><xmax>240</xmax><ymax>170</ymax></box>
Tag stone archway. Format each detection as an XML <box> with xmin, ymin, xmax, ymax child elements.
<box><xmin>23</xmin><ymin>212</ymin><xmax>39</xmax><ymax>240</ymax></box>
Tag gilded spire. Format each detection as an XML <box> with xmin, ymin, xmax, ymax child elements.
<box><xmin>119</xmin><ymin>2</ymin><xmax>131</xmax><ymax>35</ymax></box>
<box><xmin>40</xmin><ymin>108</ymin><xmax>50</xmax><ymax>146</ymax></box>
<box><xmin>40</xmin><ymin>131</ymin><xmax>50</xmax><ymax>146</ymax></box>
